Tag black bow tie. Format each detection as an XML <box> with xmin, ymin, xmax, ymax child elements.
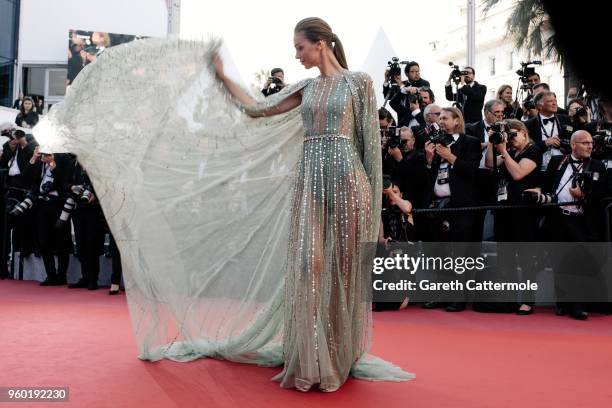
<box><xmin>485</xmin><ymin>126</ymin><xmax>492</xmax><ymax>131</ymax></box>
<box><xmin>569</xmin><ymin>157</ymin><xmax>583</xmax><ymax>165</ymax></box>
<box><xmin>542</xmin><ymin>117</ymin><xmax>554</xmax><ymax>125</ymax></box>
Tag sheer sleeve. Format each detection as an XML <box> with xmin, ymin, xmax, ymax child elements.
<box><xmin>238</xmin><ymin>79</ymin><xmax>311</xmax><ymax>117</ymax></box>
<box><xmin>352</xmin><ymin>72</ymin><xmax>382</xmax><ymax>241</ymax></box>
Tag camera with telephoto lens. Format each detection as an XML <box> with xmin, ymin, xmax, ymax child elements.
<box><xmin>522</xmin><ymin>190</ymin><xmax>554</xmax><ymax>204</ymax></box>
<box><xmin>407</xmin><ymin>92</ymin><xmax>420</xmax><ymax>105</ymax></box>
<box><xmin>593</xmin><ymin>130</ymin><xmax>612</xmax><ymax>150</ymax></box>
<box><xmin>386</xmin><ymin>57</ymin><xmax>409</xmax><ymax>83</ymax></box>
<box><xmin>382</xmin><ymin>127</ymin><xmax>404</xmax><ymax>149</ymax></box>
<box><xmin>488</xmin><ymin>121</ymin><xmax>509</xmax><ymax>145</ymax></box>
<box><xmin>448</xmin><ymin>62</ymin><xmax>469</xmax><ymax>83</ymax></box>
<box><xmin>523</xmin><ymin>96</ymin><xmax>536</xmax><ymax>110</ymax></box>
<box><xmin>429</xmin><ymin>133</ymin><xmax>454</xmax><ymax>147</ymax></box>
<box><xmin>55</xmin><ymin>184</ymin><xmax>94</xmax><ymax>228</ymax></box>
<box><xmin>8</xmin><ymin>192</ymin><xmax>37</xmax><ymax>216</ymax></box>
<box><xmin>0</xmin><ymin>126</ymin><xmax>26</xmax><ymax>140</ymax></box>
<box><xmin>71</xmin><ymin>184</ymin><xmax>94</xmax><ymax>204</ymax></box>
<box><xmin>572</xmin><ymin>171</ymin><xmax>599</xmax><ymax>194</ymax></box>
<box><xmin>516</xmin><ymin>60</ymin><xmax>542</xmax><ymax>90</ymax></box>
<box><xmin>383</xmin><ymin>174</ymin><xmax>393</xmax><ymax>190</ymax></box>
<box><xmin>575</xmin><ymin>106</ymin><xmax>587</xmax><ymax>118</ymax></box>
<box><xmin>268</xmin><ymin>76</ymin><xmax>282</xmax><ymax>86</ymax></box>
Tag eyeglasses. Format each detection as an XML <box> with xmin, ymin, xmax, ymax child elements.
<box><xmin>574</xmin><ymin>141</ymin><xmax>593</xmax><ymax>146</ymax></box>
<box><xmin>427</xmin><ymin>112</ymin><xmax>441</xmax><ymax>116</ymax></box>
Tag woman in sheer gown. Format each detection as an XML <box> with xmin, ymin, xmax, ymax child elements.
<box><xmin>214</xmin><ymin>17</ymin><xmax>411</xmax><ymax>392</ymax></box>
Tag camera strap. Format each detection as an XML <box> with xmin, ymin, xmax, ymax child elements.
<box><xmin>555</xmin><ymin>157</ymin><xmax>583</xmax><ymax>196</ymax></box>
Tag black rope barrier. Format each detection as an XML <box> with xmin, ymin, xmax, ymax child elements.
<box><xmin>411</xmin><ymin>201</ymin><xmax>583</xmax><ymax>214</ymax></box>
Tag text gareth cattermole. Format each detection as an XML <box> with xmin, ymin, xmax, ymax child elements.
<box><xmin>372</xmin><ymin>254</ymin><xmax>486</xmax><ymax>275</ymax></box>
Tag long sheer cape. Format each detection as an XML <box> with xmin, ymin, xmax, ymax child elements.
<box><xmin>33</xmin><ymin>38</ymin><xmax>414</xmax><ymax>383</ymax></box>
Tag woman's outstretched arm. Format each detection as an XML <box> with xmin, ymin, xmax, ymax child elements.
<box><xmin>213</xmin><ymin>56</ymin><xmax>301</xmax><ymax>118</ymax></box>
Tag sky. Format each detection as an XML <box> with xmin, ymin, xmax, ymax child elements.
<box><xmin>179</xmin><ymin>0</ymin><xmax>466</xmax><ymax>97</ymax></box>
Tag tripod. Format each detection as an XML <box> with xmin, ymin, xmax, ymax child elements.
<box><xmin>512</xmin><ymin>78</ymin><xmax>531</xmax><ymax>119</ymax></box>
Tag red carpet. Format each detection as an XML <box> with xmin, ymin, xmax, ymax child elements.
<box><xmin>1</xmin><ymin>279</ymin><xmax>611</xmax><ymax>408</ymax></box>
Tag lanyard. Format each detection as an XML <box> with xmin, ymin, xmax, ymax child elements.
<box><xmin>540</xmin><ymin>116</ymin><xmax>557</xmax><ymax>139</ymax></box>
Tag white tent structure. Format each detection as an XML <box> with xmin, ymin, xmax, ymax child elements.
<box><xmin>359</xmin><ymin>27</ymin><xmax>399</xmax><ymax>121</ymax></box>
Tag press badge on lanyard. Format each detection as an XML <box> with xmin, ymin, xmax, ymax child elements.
<box><xmin>497</xmin><ymin>179</ymin><xmax>508</xmax><ymax>201</ymax></box>
<box><xmin>437</xmin><ymin>163</ymin><xmax>450</xmax><ymax>185</ymax></box>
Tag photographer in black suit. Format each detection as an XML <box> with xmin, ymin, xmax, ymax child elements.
<box><xmin>526</xmin><ymin>130</ymin><xmax>607</xmax><ymax>320</ymax></box>
<box><xmin>412</xmin><ymin>104</ymin><xmax>442</xmax><ymax>150</ymax></box>
<box><xmin>385</xmin><ymin>126</ymin><xmax>428</xmax><ymax>212</ymax></box>
<box><xmin>383</xmin><ymin>61</ymin><xmax>430</xmax><ymax>127</ymax></box>
<box><xmin>465</xmin><ymin>99</ymin><xmax>506</xmax><ymax>241</ymax></box>
<box><xmin>421</xmin><ymin>107</ymin><xmax>481</xmax><ymax>312</ymax></box>
<box><xmin>25</xmin><ymin>149</ymin><xmax>73</xmax><ymax>286</ymax></box>
<box><xmin>261</xmin><ymin>68</ymin><xmax>285</xmax><ymax>97</ymax></box>
<box><xmin>0</xmin><ymin>127</ymin><xmax>38</xmax><ymax>261</ymax></box>
<box><xmin>524</xmin><ymin>91</ymin><xmax>572</xmax><ymax>171</ymax></box>
<box><xmin>445</xmin><ymin>66</ymin><xmax>487</xmax><ymax>123</ymax></box>
<box><xmin>64</xmin><ymin>158</ymin><xmax>106</xmax><ymax>291</ymax></box>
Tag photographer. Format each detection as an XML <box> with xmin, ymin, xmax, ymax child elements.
<box><xmin>567</xmin><ymin>99</ymin><xmax>591</xmax><ymax>131</ymax></box>
<box><xmin>445</xmin><ymin>66</ymin><xmax>487</xmax><ymax>123</ymax></box>
<box><xmin>521</xmin><ymin>97</ymin><xmax>538</xmax><ymax>121</ymax></box>
<box><xmin>26</xmin><ymin>149</ymin><xmax>73</xmax><ymax>286</ymax></box>
<box><xmin>373</xmin><ymin>177</ymin><xmax>415</xmax><ymax>311</ymax></box>
<box><xmin>421</xmin><ymin>107</ymin><xmax>481</xmax><ymax>312</ymax></box>
<box><xmin>65</xmin><ymin>158</ymin><xmax>106</xmax><ymax>290</ymax></box>
<box><xmin>465</xmin><ymin>99</ymin><xmax>506</xmax><ymax>240</ymax></box>
<box><xmin>585</xmin><ymin>98</ymin><xmax>612</xmax><ymax>148</ymax></box>
<box><xmin>526</xmin><ymin>130</ymin><xmax>607</xmax><ymax>320</ymax></box>
<box><xmin>497</xmin><ymin>85</ymin><xmax>523</xmax><ymax>119</ymax></box>
<box><xmin>379</xmin><ymin>108</ymin><xmax>397</xmax><ymax>174</ymax></box>
<box><xmin>395</xmin><ymin>86</ymin><xmax>436</xmax><ymax>129</ymax></box>
<box><xmin>383</xmin><ymin>61</ymin><xmax>430</xmax><ymax>127</ymax></box>
<box><xmin>411</xmin><ymin>104</ymin><xmax>442</xmax><ymax>149</ymax></box>
<box><xmin>14</xmin><ymin>97</ymin><xmax>39</xmax><ymax>129</ymax></box>
<box><xmin>0</xmin><ymin>126</ymin><xmax>38</xmax><ymax>259</ymax></box>
<box><xmin>524</xmin><ymin>91</ymin><xmax>572</xmax><ymax>170</ymax></box>
<box><xmin>486</xmin><ymin>120</ymin><xmax>542</xmax><ymax>314</ymax></box>
<box><xmin>385</xmin><ymin>127</ymin><xmax>427</xmax><ymax>210</ymax></box>
<box><xmin>261</xmin><ymin>68</ymin><xmax>285</xmax><ymax>97</ymax></box>
<box><xmin>585</xmin><ymin>99</ymin><xmax>612</xmax><ymax>195</ymax></box>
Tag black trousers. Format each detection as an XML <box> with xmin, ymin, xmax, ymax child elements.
<box><xmin>36</xmin><ymin>199</ymin><xmax>72</xmax><ymax>280</ymax></box>
<box><xmin>494</xmin><ymin>207</ymin><xmax>540</xmax><ymax>306</ymax></box>
<box><xmin>4</xmin><ymin>188</ymin><xmax>37</xmax><ymax>255</ymax></box>
<box><xmin>73</xmin><ymin>206</ymin><xmax>105</xmax><ymax>285</ymax></box>
<box><xmin>419</xmin><ymin>201</ymin><xmax>478</xmax><ymax>304</ymax></box>
<box><xmin>109</xmin><ymin>234</ymin><xmax>123</xmax><ymax>285</ymax></box>
<box><xmin>473</xmin><ymin>169</ymin><xmax>497</xmax><ymax>241</ymax></box>
<box><xmin>543</xmin><ymin>210</ymin><xmax>592</xmax><ymax>313</ymax></box>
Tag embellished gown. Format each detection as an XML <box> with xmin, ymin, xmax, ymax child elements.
<box><xmin>261</xmin><ymin>72</ymin><xmax>378</xmax><ymax>390</ymax></box>
<box><xmin>33</xmin><ymin>38</ymin><xmax>413</xmax><ymax>392</ymax></box>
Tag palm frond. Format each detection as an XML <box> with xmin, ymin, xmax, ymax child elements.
<box><xmin>486</xmin><ymin>0</ymin><xmax>564</xmax><ymax>68</ymax></box>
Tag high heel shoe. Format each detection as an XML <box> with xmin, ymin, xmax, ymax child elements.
<box><xmin>516</xmin><ymin>305</ymin><xmax>533</xmax><ymax>315</ymax></box>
